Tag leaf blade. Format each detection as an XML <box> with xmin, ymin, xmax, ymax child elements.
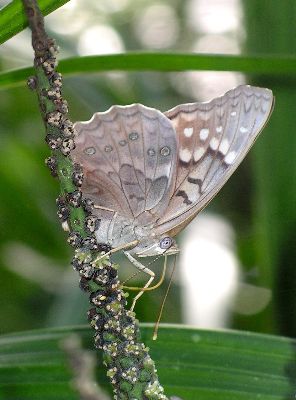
<box><xmin>0</xmin><ymin>324</ymin><xmax>295</xmax><ymax>399</ymax></box>
<box><xmin>1</xmin><ymin>53</ymin><xmax>295</xmax><ymax>90</ymax></box>
<box><xmin>0</xmin><ymin>0</ymin><xmax>70</xmax><ymax>45</ymax></box>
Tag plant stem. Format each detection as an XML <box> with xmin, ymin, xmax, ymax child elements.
<box><xmin>21</xmin><ymin>1</ymin><xmax>169</xmax><ymax>399</ymax></box>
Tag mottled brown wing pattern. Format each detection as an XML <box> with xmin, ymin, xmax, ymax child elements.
<box><xmin>72</xmin><ymin>104</ymin><xmax>177</xmax><ymax>225</ymax></box>
<box><xmin>156</xmin><ymin>85</ymin><xmax>274</xmax><ymax>236</ymax></box>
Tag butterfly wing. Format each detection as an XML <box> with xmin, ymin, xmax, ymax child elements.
<box><xmin>72</xmin><ymin>104</ymin><xmax>177</xmax><ymax>225</ymax></box>
<box><xmin>155</xmin><ymin>85</ymin><xmax>274</xmax><ymax>237</ymax></box>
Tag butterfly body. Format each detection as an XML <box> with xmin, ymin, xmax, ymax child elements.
<box><xmin>72</xmin><ymin>85</ymin><xmax>274</xmax><ymax>258</ymax></box>
<box><xmin>92</xmin><ymin>208</ymin><xmax>178</xmax><ymax>257</ymax></box>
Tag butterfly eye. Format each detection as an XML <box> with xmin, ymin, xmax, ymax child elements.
<box><xmin>160</xmin><ymin>236</ymin><xmax>173</xmax><ymax>249</ymax></box>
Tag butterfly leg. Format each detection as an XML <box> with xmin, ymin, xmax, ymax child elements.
<box><xmin>93</xmin><ymin>240</ymin><xmax>140</xmax><ymax>265</ymax></box>
<box><xmin>123</xmin><ymin>251</ymin><xmax>155</xmax><ymax>311</ymax></box>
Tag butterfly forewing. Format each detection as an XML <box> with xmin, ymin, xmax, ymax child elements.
<box><xmin>72</xmin><ymin>104</ymin><xmax>177</xmax><ymax>225</ymax></box>
<box><xmin>72</xmin><ymin>85</ymin><xmax>273</xmax><ymax>247</ymax></box>
<box><xmin>155</xmin><ymin>85</ymin><xmax>274</xmax><ymax>237</ymax></box>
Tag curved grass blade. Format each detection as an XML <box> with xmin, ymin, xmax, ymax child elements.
<box><xmin>0</xmin><ymin>53</ymin><xmax>296</xmax><ymax>91</ymax></box>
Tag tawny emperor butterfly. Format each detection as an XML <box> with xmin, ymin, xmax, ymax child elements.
<box><xmin>72</xmin><ymin>85</ymin><xmax>274</xmax><ymax>305</ymax></box>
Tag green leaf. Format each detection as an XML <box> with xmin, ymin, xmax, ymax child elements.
<box><xmin>0</xmin><ymin>0</ymin><xmax>70</xmax><ymax>45</ymax></box>
<box><xmin>0</xmin><ymin>324</ymin><xmax>295</xmax><ymax>399</ymax></box>
<box><xmin>1</xmin><ymin>53</ymin><xmax>296</xmax><ymax>90</ymax></box>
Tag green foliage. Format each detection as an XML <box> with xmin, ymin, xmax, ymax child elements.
<box><xmin>0</xmin><ymin>0</ymin><xmax>70</xmax><ymax>45</ymax></box>
<box><xmin>242</xmin><ymin>0</ymin><xmax>296</xmax><ymax>335</ymax></box>
<box><xmin>0</xmin><ymin>0</ymin><xmax>296</xmax><ymax>398</ymax></box>
<box><xmin>1</xmin><ymin>325</ymin><xmax>296</xmax><ymax>400</ymax></box>
<box><xmin>56</xmin><ymin>53</ymin><xmax>296</xmax><ymax>75</ymax></box>
<box><xmin>1</xmin><ymin>53</ymin><xmax>296</xmax><ymax>90</ymax></box>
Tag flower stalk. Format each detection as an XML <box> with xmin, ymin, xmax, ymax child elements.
<box><xmin>21</xmin><ymin>1</ymin><xmax>168</xmax><ymax>399</ymax></box>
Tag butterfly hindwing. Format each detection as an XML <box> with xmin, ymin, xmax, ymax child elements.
<box><xmin>72</xmin><ymin>104</ymin><xmax>177</xmax><ymax>225</ymax></box>
<box><xmin>155</xmin><ymin>85</ymin><xmax>274</xmax><ymax>236</ymax></box>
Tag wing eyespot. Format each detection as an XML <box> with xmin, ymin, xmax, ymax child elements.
<box><xmin>160</xmin><ymin>236</ymin><xmax>173</xmax><ymax>249</ymax></box>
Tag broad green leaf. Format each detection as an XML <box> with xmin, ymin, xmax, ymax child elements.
<box><xmin>0</xmin><ymin>53</ymin><xmax>296</xmax><ymax>90</ymax></box>
<box><xmin>0</xmin><ymin>0</ymin><xmax>70</xmax><ymax>45</ymax></box>
<box><xmin>0</xmin><ymin>324</ymin><xmax>295</xmax><ymax>399</ymax></box>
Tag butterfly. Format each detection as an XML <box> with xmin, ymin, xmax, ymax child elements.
<box><xmin>72</xmin><ymin>85</ymin><xmax>274</xmax><ymax>306</ymax></box>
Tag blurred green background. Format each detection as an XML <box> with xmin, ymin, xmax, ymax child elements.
<box><xmin>0</xmin><ymin>0</ymin><xmax>295</xmax><ymax>338</ymax></box>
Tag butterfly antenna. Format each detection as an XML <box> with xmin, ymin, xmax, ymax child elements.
<box><xmin>144</xmin><ymin>252</ymin><xmax>164</xmax><ymax>268</ymax></box>
<box><xmin>153</xmin><ymin>254</ymin><xmax>178</xmax><ymax>341</ymax></box>
<box><xmin>122</xmin><ymin>270</ymin><xmax>141</xmax><ymax>286</ymax></box>
<box><xmin>122</xmin><ymin>252</ymin><xmax>168</xmax><ymax>292</ymax></box>
<box><xmin>122</xmin><ymin>251</ymin><xmax>168</xmax><ymax>289</ymax></box>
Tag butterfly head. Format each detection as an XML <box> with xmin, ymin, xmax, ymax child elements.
<box><xmin>135</xmin><ymin>236</ymin><xmax>179</xmax><ymax>258</ymax></box>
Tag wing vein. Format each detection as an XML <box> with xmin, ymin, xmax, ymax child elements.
<box><xmin>144</xmin><ymin>116</ymin><xmax>160</xmax><ymax>207</ymax></box>
<box><xmin>100</xmin><ymin>120</ymin><xmax>134</xmax><ymax>216</ymax></box>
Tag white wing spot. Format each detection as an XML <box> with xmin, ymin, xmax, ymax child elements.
<box><xmin>230</xmin><ymin>111</ymin><xmax>237</xmax><ymax>117</ymax></box>
<box><xmin>184</xmin><ymin>127</ymin><xmax>194</xmax><ymax>137</ymax></box>
<box><xmin>179</xmin><ymin>148</ymin><xmax>191</xmax><ymax>163</ymax></box>
<box><xmin>240</xmin><ymin>126</ymin><xmax>248</xmax><ymax>133</ymax></box>
<box><xmin>224</xmin><ymin>151</ymin><xmax>237</xmax><ymax>165</ymax></box>
<box><xmin>216</xmin><ymin>125</ymin><xmax>223</xmax><ymax>133</ymax></box>
<box><xmin>199</xmin><ymin>128</ymin><xmax>209</xmax><ymax>141</ymax></box>
<box><xmin>193</xmin><ymin>147</ymin><xmax>205</xmax><ymax>162</ymax></box>
<box><xmin>219</xmin><ymin>139</ymin><xmax>230</xmax><ymax>155</ymax></box>
<box><xmin>210</xmin><ymin>137</ymin><xmax>219</xmax><ymax>151</ymax></box>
